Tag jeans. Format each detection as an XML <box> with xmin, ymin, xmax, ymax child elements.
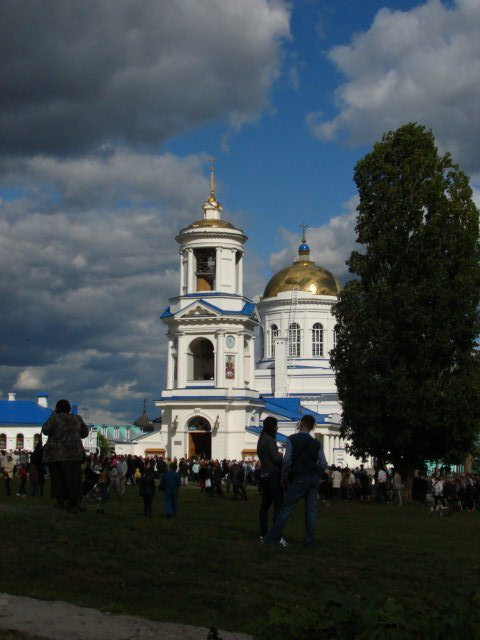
<box><xmin>264</xmin><ymin>475</ymin><xmax>320</xmax><ymax>546</ymax></box>
<box><xmin>165</xmin><ymin>490</ymin><xmax>178</xmax><ymax>516</ymax></box>
<box><xmin>259</xmin><ymin>472</ymin><xmax>283</xmax><ymax>537</ymax></box>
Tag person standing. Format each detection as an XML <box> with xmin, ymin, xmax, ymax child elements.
<box><xmin>392</xmin><ymin>469</ymin><xmax>403</xmax><ymax>506</ymax></box>
<box><xmin>163</xmin><ymin>462</ymin><xmax>181</xmax><ymax>517</ymax></box>
<box><xmin>263</xmin><ymin>414</ymin><xmax>327</xmax><ymax>548</ymax></box>
<box><xmin>42</xmin><ymin>399</ymin><xmax>89</xmax><ymax>513</ymax></box>
<box><xmin>3</xmin><ymin>455</ymin><xmax>14</xmax><ymax>496</ymax></box>
<box><xmin>139</xmin><ymin>460</ymin><xmax>156</xmax><ymax>518</ymax></box>
<box><xmin>376</xmin><ymin>466</ymin><xmax>388</xmax><ymax>503</ymax></box>
<box><xmin>256</xmin><ymin>416</ymin><xmax>283</xmax><ymax>541</ymax></box>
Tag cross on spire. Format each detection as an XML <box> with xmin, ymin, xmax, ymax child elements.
<box><xmin>300</xmin><ymin>222</ymin><xmax>309</xmax><ymax>242</ymax></box>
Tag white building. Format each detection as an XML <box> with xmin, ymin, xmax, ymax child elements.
<box><xmin>144</xmin><ymin>172</ymin><xmax>360</xmax><ymax>466</ymax></box>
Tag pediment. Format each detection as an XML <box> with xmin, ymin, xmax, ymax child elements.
<box><xmin>177</xmin><ymin>301</ymin><xmax>220</xmax><ymax>319</ymax></box>
<box><xmin>250</xmin><ymin>309</ymin><xmax>261</xmax><ymax>323</ymax></box>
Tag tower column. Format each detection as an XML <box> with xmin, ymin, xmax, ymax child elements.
<box><xmin>215</xmin><ymin>247</ymin><xmax>222</xmax><ymax>291</ymax></box>
<box><xmin>179</xmin><ymin>252</ymin><xmax>184</xmax><ymax>296</ymax></box>
<box><xmin>176</xmin><ymin>332</ymin><xmax>187</xmax><ymax>388</ymax></box>
<box><xmin>187</xmin><ymin>249</ymin><xmax>194</xmax><ymax>293</ymax></box>
<box><xmin>249</xmin><ymin>335</ymin><xmax>256</xmax><ymax>388</ymax></box>
<box><xmin>166</xmin><ymin>334</ymin><xmax>174</xmax><ymax>389</ymax></box>
<box><xmin>237</xmin><ymin>332</ymin><xmax>245</xmax><ymax>387</ymax></box>
<box><xmin>216</xmin><ymin>330</ymin><xmax>225</xmax><ymax>387</ymax></box>
<box><xmin>237</xmin><ymin>253</ymin><xmax>243</xmax><ymax>295</ymax></box>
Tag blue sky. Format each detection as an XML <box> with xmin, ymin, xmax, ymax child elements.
<box><xmin>1</xmin><ymin>0</ymin><xmax>479</xmax><ymax>422</ymax></box>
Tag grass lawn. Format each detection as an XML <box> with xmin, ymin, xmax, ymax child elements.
<box><xmin>0</xmin><ymin>479</ymin><xmax>479</xmax><ymax>637</ymax></box>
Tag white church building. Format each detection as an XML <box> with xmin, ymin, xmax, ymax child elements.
<box><xmin>137</xmin><ymin>171</ymin><xmax>359</xmax><ymax>467</ymax></box>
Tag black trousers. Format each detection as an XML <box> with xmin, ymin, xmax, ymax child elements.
<box><xmin>259</xmin><ymin>472</ymin><xmax>283</xmax><ymax>537</ymax></box>
<box><xmin>49</xmin><ymin>461</ymin><xmax>83</xmax><ymax>506</ymax></box>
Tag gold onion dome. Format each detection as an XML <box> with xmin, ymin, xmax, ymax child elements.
<box><xmin>262</xmin><ymin>239</ymin><xmax>341</xmax><ymax>299</ymax></box>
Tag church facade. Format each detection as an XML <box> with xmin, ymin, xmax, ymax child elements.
<box><xmin>150</xmin><ymin>172</ymin><xmax>360</xmax><ymax>467</ymax></box>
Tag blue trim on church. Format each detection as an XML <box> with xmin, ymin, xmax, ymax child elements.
<box><xmin>161</xmin><ymin>299</ymin><xmax>257</xmax><ymax>319</ymax></box>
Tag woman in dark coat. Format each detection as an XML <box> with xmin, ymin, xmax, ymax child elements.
<box><xmin>139</xmin><ymin>460</ymin><xmax>156</xmax><ymax>518</ymax></box>
<box><xmin>42</xmin><ymin>399</ymin><xmax>89</xmax><ymax>512</ymax></box>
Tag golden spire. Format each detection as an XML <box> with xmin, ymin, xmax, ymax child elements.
<box><xmin>209</xmin><ymin>157</ymin><xmax>216</xmax><ymax>202</ymax></box>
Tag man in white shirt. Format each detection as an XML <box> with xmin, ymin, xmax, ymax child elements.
<box><xmin>377</xmin><ymin>467</ymin><xmax>388</xmax><ymax>503</ymax></box>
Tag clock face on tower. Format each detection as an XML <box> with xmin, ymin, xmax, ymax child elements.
<box><xmin>225</xmin><ymin>334</ymin><xmax>236</xmax><ymax>349</ymax></box>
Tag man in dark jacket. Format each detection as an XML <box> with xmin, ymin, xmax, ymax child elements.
<box><xmin>263</xmin><ymin>414</ymin><xmax>327</xmax><ymax>547</ymax></box>
<box><xmin>257</xmin><ymin>416</ymin><xmax>283</xmax><ymax>540</ymax></box>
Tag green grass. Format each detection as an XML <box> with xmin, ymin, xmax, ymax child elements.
<box><xmin>1</xmin><ymin>480</ymin><xmax>479</xmax><ymax>636</ymax></box>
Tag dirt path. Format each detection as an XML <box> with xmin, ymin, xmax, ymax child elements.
<box><xmin>0</xmin><ymin>593</ymin><xmax>252</xmax><ymax>640</ymax></box>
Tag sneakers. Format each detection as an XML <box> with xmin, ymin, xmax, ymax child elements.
<box><xmin>261</xmin><ymin>536</ymin><xmax>288</xmax><ymax>547</ymax></box>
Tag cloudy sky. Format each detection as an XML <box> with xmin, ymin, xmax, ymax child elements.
<box><xmin>1</xmin><ymin>0</ymin><xmax>479</xmax><ymax>423</ymax></box>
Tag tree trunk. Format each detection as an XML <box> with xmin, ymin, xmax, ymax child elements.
<box><xmin>401</xmin><ymin>467</ymin><xmax>415</xmax><ymax>502</ymax></box>
<box><xmin>464</xmin><ymin>453</ymin><xmax>473</xmax><ymax>474</ymax></box>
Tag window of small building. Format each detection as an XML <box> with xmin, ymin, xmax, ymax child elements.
<box><xmin>33</xmin><ymin>433</ymin><xmax>41</xmax><ymax>447</ymax></box>
<box><xmin>16</xmin><ymin>433</ymin><xmax>24</xmax><ymax>449</ymax></box>
<box><xmin>0</xmin><ymin>433</ymin><xmax>6</xmax><ymax>449</ymax></box>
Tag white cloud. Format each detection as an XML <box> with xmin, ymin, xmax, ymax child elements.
<box><xmin>308</xmin><ymin>0</ymin><xmax>480</xmax><ymax>173</ymax></box>
<box><xmin>269</xmin><ymin>196</ymin><xmax>358</xmax><ymax>279</ymax></box>
<box><xmin>14</xmin><ymin>369</ymin><xmax>45</xmax><ymax>391</ymax></box>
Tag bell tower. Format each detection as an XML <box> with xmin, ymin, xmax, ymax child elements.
<box><xmin>156</xmin><ymin>163</ymin><xmax>262</xmax><ymax>460</ymax></box>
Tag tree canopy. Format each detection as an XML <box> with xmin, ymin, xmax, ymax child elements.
<box><xmin>331</xmin><ymin>123</ymin><xmax>480</xmax><ymax>471</ymax></box>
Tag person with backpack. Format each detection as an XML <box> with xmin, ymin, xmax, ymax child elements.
<box><xmin>263</xmin><ymin>414</ymin><xmax>327</xmax><ymax>548</ymax></box>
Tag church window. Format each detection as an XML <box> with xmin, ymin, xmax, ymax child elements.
<box><xmin>188</xmin><ymin>337</ymin><xmax>215</xmax><ymax>381</ymax></box>
<box><xmin>312</xmin><ymin>323</ymin><xmax>324</xmax><ymax>357</ymax></box>
<box><xmin>270</xmin><ymin>324</ymin><xmax>279</xmax><ymax>357</ymax></box>
<box><xmin>16</xmin><ymin>433</ymin><xmax>24</xmax><ymax>449</ymax></box>
<box><xmin>288</xmin><ymin>323</ymin><xmax>301</xmax><ymax>357</ymax></box>
<box><xmin>0</xmin><ymin>433</ymin><xmax>6</xmax><ymax>449</ymax></box>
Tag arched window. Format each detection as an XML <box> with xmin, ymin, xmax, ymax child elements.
<box><xmin>312</xmin><ymin>323</ymin><xmax>324</xmax><ymax>357</ymax></box>
<box><xmin>288</xmin><ymin>323</ymin><xmax>301</xmax><ymax>357</ymax></box>
<box><xmin>16</xmin><ymin>433</ymin><xmax>24</xmax><ymax>449</ymax></box>
<box><xmin>187</xmin><ymin>337</ymin><xmax>215</xmax><ymax>381</ymax></box>
<box><xmin>0</xmin><ymin>433</ymin><xmax>6</xmax><ymax>449</ymax></box>
<box><xmin>270</xmin><ymin>324</ymin><xmax>279</xmax><ymax>357</ymax></box>
<box><xmin>33</xmin><ymin>433</ymin><xmax>41</xmax><ymax>447</ymax></box>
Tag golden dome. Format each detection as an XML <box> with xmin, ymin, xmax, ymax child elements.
<box><xmin>180</xmin><ymin>218</ymin><xmax>239</xmax><ymax>232</ymax></box>
<box><xmin>262</xmin><ymin>260</ymin><xmax>341</xmax><ymax>299</ymax></box>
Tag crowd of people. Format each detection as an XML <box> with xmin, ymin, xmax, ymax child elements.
<box><xmin>1</xmin><ymin>400</ymin><xmax>479</xmax><ymax>535</ymax></box>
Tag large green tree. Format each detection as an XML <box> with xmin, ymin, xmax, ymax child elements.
<box><xmin>331</xmin><ymin>123</ymin><xmax>480</xmax><ymax>483</ymax></box>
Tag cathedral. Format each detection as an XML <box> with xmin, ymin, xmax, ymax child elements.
<box><xmin>143</xmin><ymin>169</ymin><xmax>360</xmax><ymax>467</ymax></box>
